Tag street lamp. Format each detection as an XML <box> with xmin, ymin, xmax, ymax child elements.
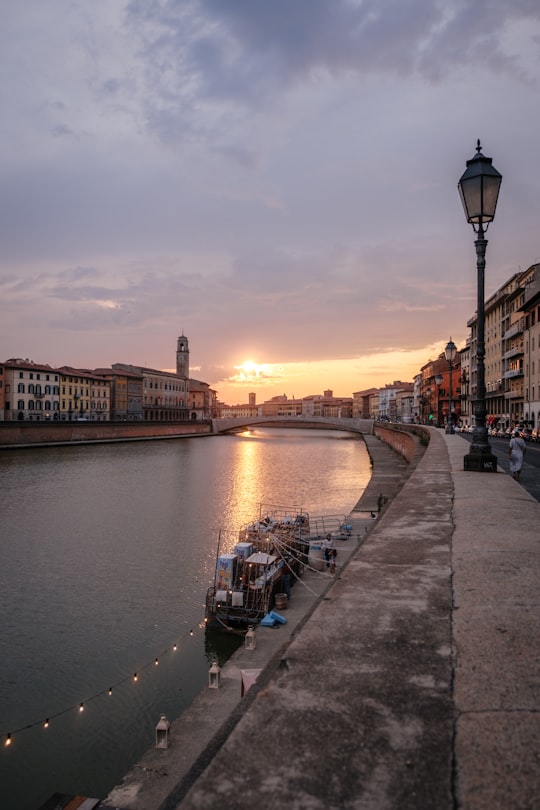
<box><xmin>458</xmin><ymin>140</ymin><xmax>501</xmax><ymax>471</ymax></box>
<box><xmin>444</xmin><ymin>339</ymin><xmax>457</xmax><ymax>434</ymax></box>
<box><xmin>435</xmin><ymin>374</ymin><xmax>443</xmax><ymax>426</ymax></box>
<box><xmin>424</xmin><ymin>386</ymin><xmax>432</xmax><ymax>424</ymax></box>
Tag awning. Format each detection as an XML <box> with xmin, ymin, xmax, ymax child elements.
<box><xmin>246</xmin><ymin>552</ymin><xmax>278</xmax><ymax>565</ymax></box>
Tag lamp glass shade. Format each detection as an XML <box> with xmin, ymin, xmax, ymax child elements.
<box><xmin>445</xmin><ymin>339</ymin><xmax>457</xmax><ymax>363</ymax></box>
<box><xmin>458</xmin><ymin>142</ymin><xmax>502</xmax><ymax>225</ymax></box>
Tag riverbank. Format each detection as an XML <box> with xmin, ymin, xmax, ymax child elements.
<box><xmin>103</xmin><ymin>428</ymin><xmax>540</xmax><ymax>810</ymax></box>
<box><xmin>0</xmin><ymin>421</ymin><xmax>211</xmax><ymax>448</ymax></box>
<box><xmin>101</xmin><ymin>432</ymin><xmax>414</xmax><ymax>810</ymax></box>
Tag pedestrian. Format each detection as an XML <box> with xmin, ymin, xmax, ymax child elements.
<box><xmin>329</xmin><ymin>547</ymin><xmax>337</xmax><ymax>575</ymax></box>
<box><xmin>323</xmin><ymin>533</ymin><xmax>332</xmax><ymax>568</ymax></box>
<box><xmin>282</xmin><ymin>561</ymin><xmax>292</xmax><ymax>600</ymax></box>
<box><xmin>509</xmin><ymin>430</ymin><xmax>526</xmax><ymax>481</ymax></box>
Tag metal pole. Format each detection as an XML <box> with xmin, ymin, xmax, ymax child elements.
<box><xmin>446</xmin><ymin>359</ymin><xmax>455</xmax><ymax>434</ymax></box>
<box><xmin>464</xmin><ymin>222</ymin><xmax>497</xmax><ymax>471</ymax></box>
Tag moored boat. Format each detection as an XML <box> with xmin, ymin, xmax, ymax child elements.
<box><xmin>204</xmin><ymin>505</ymin><xmax>352</xmax><ymax>631</ymax></box>
<box><xmin>205</xmin><ymin>506</ymin><xmax>309</xmax><ymax>630</ymax></box>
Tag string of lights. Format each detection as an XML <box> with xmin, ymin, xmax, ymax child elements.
<box><xmin>2</xmin><ymin>623</ymin><xmax>202</xmax><ymax>749</ymax></box>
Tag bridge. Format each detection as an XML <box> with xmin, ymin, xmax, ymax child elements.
<box><xmin>211</xmin><ymin>415</ymin><xmax>375</xmax><ymax>434</ymax></box>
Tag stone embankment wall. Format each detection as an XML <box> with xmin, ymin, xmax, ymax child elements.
<box><xmin>0</xmin><ymin>421</ymin><xmax>211</xmax><ymax>448</ymax></box>
<box><xmin>374</xmin><ymin>424</ymin><xmax>428</xmax><ymax>464</ymax></box>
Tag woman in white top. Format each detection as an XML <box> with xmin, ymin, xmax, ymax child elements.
<box><xmin>509</xmin><ymin>430</ymin><xmax>526</xmax><ymax>481</ymax></box>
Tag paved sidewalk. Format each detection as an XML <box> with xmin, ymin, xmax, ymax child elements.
<box><xmin>103</xmin><ymin>428</ymin><xmax>540</xmax><ymax>810</ymax></box>
<box><xmin>449</xmin><ymin>433</ymin><xmax>540</xmax><ymax>809</ymax></box>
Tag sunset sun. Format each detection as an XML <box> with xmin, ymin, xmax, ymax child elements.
<box><xmin>235</xmin><ymin>360</ymin><xmax>272</xmax><ymax>381</ymax></box>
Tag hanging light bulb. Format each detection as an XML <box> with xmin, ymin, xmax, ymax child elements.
<box><xmin>108</xmin><ymin>687</ymin><xmax>113</xmax><ymax>696</ymax></box>
<box><xmin>154</xmin><ymin>658</ymin><xmax>159</xmax><ymax>666</ymax></box>
<box><xmin>79</xmin><ymin>703</ymin><xmax>84</xmax><ymax>713</ymax></box>
<box><xmin>5</xmin><ymin>734</ymin><xmax>12</xmax><ymax>747</ymax></box>
<box><xmin>44</xmin><ymin>719</ymin><xmax>49</xmax><ymax>729</ymax></box>
<box><xmin>190</xmin><ymin>629</ymin><xmax>194</xmax><ymax>637</ymax></box>
<box><xmin>133</xmin><ymin>673</ymin><xmax>138</xmax><ymax>682</ymax></box>
<box><xmin>173</xmin><ymin>643</ymin><xmax>177</xmax><ymax>651</ymax></box>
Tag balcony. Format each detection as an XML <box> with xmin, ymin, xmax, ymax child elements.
<box><xmin>504</xmin><ymin>319</ymin><xmax>525</xmax><ymax>339</ymax></box>
<box><xmin>503</xmin><ymin>345</ymin><xmax>523</xmax><ymax>360</ymax></box>
<box><xmin>504</xmin><ymin>368</ymin><xmax>523</xmax><ymax>379</ymax></box>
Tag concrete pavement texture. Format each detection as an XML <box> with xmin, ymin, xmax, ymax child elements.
<box><xmin>103</xmin><ymin>428</ymin><xmax>539</xmax><ymax>810</ymax></box>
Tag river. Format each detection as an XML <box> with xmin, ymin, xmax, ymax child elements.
<box><xmin>0</xmin><ymin>428</ymin><xmax>371</xmax><ymax>810</ymax></box>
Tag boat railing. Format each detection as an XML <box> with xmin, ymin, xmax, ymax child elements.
<box><xmin>308</xmin><ymin>514</ymin><xmax>352</xmax><ymax>538</ymax></box>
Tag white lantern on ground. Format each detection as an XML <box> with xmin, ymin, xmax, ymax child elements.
<box><xmin>245</xmin><ymin>626</ymin><xmax>256</xmax><ymax>650</ymax></box>
<box><xmin>208</xmin><ymin>660</ymin><xmax>221</xmax><ymax>688</ymax></box>
<box><xmin>155</xmin><ymin>714</ymin><xmax>171</xmax><ymax>749</ymax></box>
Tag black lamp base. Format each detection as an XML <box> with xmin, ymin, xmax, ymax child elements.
<box><xmin>464</xmin><ymin>449</ymin><xmax>498</xmax><ymax>472</ymax></box>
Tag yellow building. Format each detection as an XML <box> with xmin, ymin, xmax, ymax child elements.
<box><xmin>57</xmin><ymin>367</ymin><xmax>111</xmax><ymax>421</ymax></box>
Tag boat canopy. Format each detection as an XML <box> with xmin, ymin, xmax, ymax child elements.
<box><xmin>246</xmin><ymin>552</ymin><xmax>278</xmax><ymax>565</ymax></box>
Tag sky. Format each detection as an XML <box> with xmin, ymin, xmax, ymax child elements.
<box><xmin>1</xmin><ymin>1</ymin><xmax>539</xmax><ymax>404</ymax></box>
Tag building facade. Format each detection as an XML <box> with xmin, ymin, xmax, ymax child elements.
<box><xmin>520</xmin><ymin>263</ymin><xmax>540</xmax><ymax>431</ymax></box>
<box><xmin>113</xmin><ymin>364</ymin><xmax>189</xmax><ymax>421</ymax></box>
<box><xmin>464</xmin><ymin>264</ymin><xmax>540</xmax><ymax>433</ymax></box>
<box><xmin>94</xmin><ymin>368</ymin><xmax>144</xmax><ymax>420</ymax></box>
<box><xmin>57</xmin><ymin>367</ymin><xmax>111</xmax><ymax>421</ymax></box>
<box><xmin>1</xmin><ymin>360</ymin><xmax>60</xmax><ymax>421</ymax></box>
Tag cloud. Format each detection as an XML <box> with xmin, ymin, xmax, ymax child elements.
<box><xmin>1</xmin><ymin>1</ymin><xmax>539</xmax><ymax>401</ymax></box>
<box><xmin>122</xmin><ymin>0</ymin><xmax>540</xmax><ymax>148</ymax></box>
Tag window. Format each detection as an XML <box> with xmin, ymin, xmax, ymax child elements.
<box><xmin>28</xmin><ymin>384</ymin><xmax>34</xmax><ymax>394</ymax></box>
<box><xmin>17</xmin><ymin>399</ymin><xmax>24</xmax><ymax>409</ymax></box>
<box><xmin>18</xmin><ymin>383</ymin><xmax>25</xmax><ymax>393</ymax></box>
<box><xmin>28</xmin><ymin>401</ymin><xmax>35</xmax><ymax>410</ymax></box>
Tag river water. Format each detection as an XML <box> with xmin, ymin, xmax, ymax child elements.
<box><xmin>0</xmin><ymin>428</ymin><xmax>371</xmax><ymax>810</ymax></box>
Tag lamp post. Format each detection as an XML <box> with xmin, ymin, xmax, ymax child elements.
<box><xmin>444</xmin><ymin>339</ymin><xmax>457</xmax><ymax>434</ymax></box>
<box><xmin>424</xmin><ymin>387</ymin><xmax>432</xmax><ymax>424</ymax></box>
<box><xmin>435</xmin><ymin>374</ymin><xmax>443</xmax><ymax>427</ymax></box>
<box><xmin>458</xmin><ymin>140</ymin><xmax>501</xmax><ymax>471</ymax></box>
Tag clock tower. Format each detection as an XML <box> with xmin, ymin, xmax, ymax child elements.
<box><xmin>176</xmin><ymin>333</ymin><xmax>190</xmax><ymax>379</ymax></box>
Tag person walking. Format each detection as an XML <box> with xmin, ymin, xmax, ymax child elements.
<box><xmin>509</xmin><ymin>430</ymin><xmax>526</xmax><ymax>481</ymax></box>
<box><xmin>329</xmin><ymin>547</ymin><xmax>337</xmax><ymax>576</ymax></box>
<box><xmin>323</xmin><ymin>533</ymin><xmax>333</xmax><ymax>568</ymax></box>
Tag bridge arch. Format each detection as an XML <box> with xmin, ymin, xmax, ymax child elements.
<box><xmin>211</xmin><ymin>415</ymin><xmax>374</xmax><ymax>434</ymax></box>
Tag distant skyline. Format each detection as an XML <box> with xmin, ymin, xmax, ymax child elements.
<box><xmin>2</xmin><ymin>2</ymin><xmax>539</xmax><ymax>405</ymax></box>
